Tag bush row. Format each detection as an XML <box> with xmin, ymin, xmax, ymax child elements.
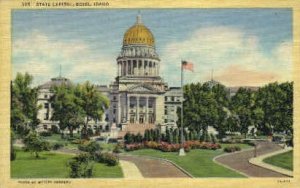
<box><xmin>124</xmin><ymin>128</ymin><xmax>218</xmax><ymax>145</ymax></box>
<box><xmin>124</xmin><ymin>141</ymin><xmax>221</xmax><ymax>152</ymax></box>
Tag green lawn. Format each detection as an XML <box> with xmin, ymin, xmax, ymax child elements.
<box><xmin>100</xmin><ymin>143</ymin><xmax>117</xmax><ymax>152</ymax></box>
<box><xmin>11</xmin><ymin>148</ymin><xmax>123</xmax><ymax>178</ymax></box>
<box><xmin>40</xmin><ymin>133</ymin><xmax>81</xmax><ymax>150</ymax></box>
<box><xmin>128</xmin><ymin>147</ymin><xmax>247</xmax><ymax>177</ymax></box>
<box><xmin>263</xmin><ymin>150</ymin><xmax>293</xmax><ymax>171</ymax></box>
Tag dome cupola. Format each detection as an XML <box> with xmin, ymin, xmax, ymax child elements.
<box><xmin>123</xmin><ymin>14</ymin><xmax>155</xmax><ymax>47</ymax></box>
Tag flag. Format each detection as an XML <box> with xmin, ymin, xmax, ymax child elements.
<box><xmin>182</xmin><ymin>60</ymin><xmax>194</xmax><ymax>72</ymax></box>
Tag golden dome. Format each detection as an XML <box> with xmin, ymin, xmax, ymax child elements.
<box><xmin>123</xmin><ymin>15</ymin><xmax>155</xmax><ymax>46</ymax></box>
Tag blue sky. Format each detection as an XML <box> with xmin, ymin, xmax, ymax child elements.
<box><xmin>12</xmin><ymin>9</ymin><xmax>292</xmax><ymax>86</ymax></box>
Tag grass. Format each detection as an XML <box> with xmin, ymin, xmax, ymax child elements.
<box><xmin>40</xmin><ymin>133</ymin><xmax>81</xmax><ymax>150</ymax></box>
<box><xmin>263</xmin><ymin>150</ymin><xmax>293</xmax><ymax>171</ymax></box>
<box><xmin>128</xmin><ymin>145</ymin><xmax>250</xmax><ymax>177</ymax></box>
<box><xmin>99</xmin><ymin>143</ymin><xmax>117</xmax><ymax>152</ymax></box>
<box><xmin>11</xmin><ymin>148</ymin><xmax>123</xmax><ymax>178</ymax></box>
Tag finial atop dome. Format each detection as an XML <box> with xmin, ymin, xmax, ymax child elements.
<box><xmin>136</xmin><ymin>10</ymin><xmax>142</xmax><ymax>24</ymax></box>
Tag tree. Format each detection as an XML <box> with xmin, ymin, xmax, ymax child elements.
<box><xmin>144</xmin><ymin>129</ymin><xmax>150</xmax><ymax>141</ymax></box>
<box><xmin>255</xmin><ymin>82</ymin><xmax>293</xmax><ymax>135</ymax></box>
<box><xmin>124</xmin><ymin>132</ymin><xmax>133</xmax><ymax>144</ymax></box>
<box><xmin>78</xmin><ymin>81</ymin><xmax>109</xmax><ymax>139</ymax></box>
<box><xmin>23</xmin><ymin>131</ymin><xmax>50</xmax><ymax>158</ymax></box>
<box><xmin>51</xmin><ymin>84</ymin><xmax>85</xmax><ymax>137</ymax></box>
<box><xmin>177</xmin><ymin>83</ymin><xmax>229</xmax><ymax>134</ymax></box>
<box><xmin>230</xmin><ymin>88</ymin><xmax>255</xmax><ymax>138</ymax></box>
<box><xmin>11</xmin><ymin>73</ymin><xmax>40</xmax><ymax>136</ymax></box>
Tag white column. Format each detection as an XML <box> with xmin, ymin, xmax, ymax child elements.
<box><xmin>124</xmin><ymin>61</ymin><xmax>128</xmax><ymax>76</ymax></box>
<box><xmin>145</xmin><ymin>96</ymin><xmax>149</xmax><ymax>123</ymax></box>
<box><xmin>130</xmin><ymin>60</ymin><xmax>134</xmax><ymax>75</ymax></box>
<box><xmin>127</xmin><ymin>95</ymin><xmax>130</xmax><ymax>123</ymax></box>
<box><xmin>136</xmin><ymin>96</ymin><xmax>140</xmax><ymax>123</ymax></box>
<box><xmin>142</xmin><ymin>60</ymin><xmax>145</xmax><ymax>76</ymax></box>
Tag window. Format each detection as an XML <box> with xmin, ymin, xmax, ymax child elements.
<box><xmin>113</xmin><ymin>118</ymin><xmax>116</xmax><ymax>123</ymax></box>
<box><xmin>164</xmin><ymin>109</ymin><xmax>168</xmax><ymax>115</ymax></box>
<box><xmin>171</xmin><ymin>97</ymin><xmax>175</xmax><ymax>101</ymax></box>
<box><xmin>165</xmin><ymin>96</ymin><xmax>168</xmax><ymax>101</ymax></box>
<box><xmin>44</xmin><ymin>113</ymin><xmax>49</xmax><ymax>120</ymax></box>
<box><xmin>44</xmin><ymin>103</ymin><xmax>49</xmax><ymax>109</ymax></box>
<box><xmin>113</xmin><ymin>96</ymin><xmax>117</xmax><ymax>101</ymax></box>
<box><xmin>44</xmin><ymin>94</ymin><xmax>48</xmax><ymax>98</ymax></box>
<box><xmin>113</xmin><ymin>109</ymin><xmax>116</xmax><ymax>114</ymax></box>
<box><xmin>43</xmin><ymin>125</ymin><xmax>47</xmax><ymax>130</ymax></box>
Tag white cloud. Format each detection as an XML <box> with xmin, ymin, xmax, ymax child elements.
<box><xmin>13</xmin><ymin>30</ymin><xmax>116</xmax><ymax>86</ymax></box>
<box><xmin>160</xmin><ymin>26</ymin><xmax>292</xmax><ymax>86</ymax></box>
<box><xmin>13</xmin><ymin>28</ymin><xmax>292</xmax><ymax>87</ymax></box>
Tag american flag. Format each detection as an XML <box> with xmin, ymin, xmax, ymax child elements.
<box><xmin>182</xmin><ymin>60</ymin><xmax>194</xmax><ymax>72</ymax></box>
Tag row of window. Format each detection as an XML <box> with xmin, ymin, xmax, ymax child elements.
<box><xmin>165</xmin><ymin>96</ymin><xmax>181</xmax><ymax>102</ymax></box>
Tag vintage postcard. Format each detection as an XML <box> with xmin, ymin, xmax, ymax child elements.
<box><xmin>0</xmin><ymin>0</ymin><xmax>299</xmax><ymax>188</ymax></box>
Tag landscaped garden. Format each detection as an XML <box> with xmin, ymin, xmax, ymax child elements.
<box><xmin>263</xmin><ymin>150</ymin><xmax>293</xmax><ymax>171</ymax></box>
<box><xmin>127</xmin><ymin>147</ymin><xmax>246</xmax><ymax>177</ymax></box>
<box><xmin>11</xmin><ymin>147</ymin><xmax>123</xmax><ymax>178</ymax></box>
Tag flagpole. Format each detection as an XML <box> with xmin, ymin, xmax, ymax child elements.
<box><xmin>179</xmin><ymin>61</ymin><xmax>185</xmax><ymax>156</ymax></box>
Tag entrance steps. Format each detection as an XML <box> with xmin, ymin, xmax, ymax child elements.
<box><xmin>118</xmin><ymin>123</ymin><xmax>156</xmax><ymax>138</ymax></box>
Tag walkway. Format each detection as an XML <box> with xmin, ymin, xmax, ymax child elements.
<box><xmin>119</xmin><ymin>160</ymin><xmax>144</xmax><ymax>178</ymax></box>
<box><xmin>215</xmin><ymin>141</ymin><xmax>289</xmax><ymax>177</ymax></box>
<box><xmin>119</xmin><ymin>154</ymin><xmax>190</xmax><ymax>178</ymax></box>
<box><xmin>249</xmin><ymin>147</ymin><xmax>293</xmax><ymax>177</ymax></box>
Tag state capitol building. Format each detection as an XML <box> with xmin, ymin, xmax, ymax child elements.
<box><xmin>37</xmin><ymin>14</ymin><xmax>183</xmax><ymax>137</ymax></box>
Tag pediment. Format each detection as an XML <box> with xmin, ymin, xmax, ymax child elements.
<box><xmin>128</xmin><ymin>84</ymin><xmax>157</xmax><ymax>92</ymax></box>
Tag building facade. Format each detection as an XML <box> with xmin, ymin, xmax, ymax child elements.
<box><xmin>109</xmin><ymin>14</ymin><xmax>167</xmax><ymax>132</ymax></box>
<box><xmin>36</xmin><ymin>14</ymin><xmax>182</xmax><ymax>136</ymax></box>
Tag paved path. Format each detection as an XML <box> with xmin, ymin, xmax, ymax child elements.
<box><xmin>119</xmin><ymin>154</ymin><xmax>190</xmax><ymax>178</ymax></box>
<box><xmin>119</xmin><ymin>160</ymin><xmax>144</xmax><ymax>178</ymax></box>
<box><xmin>215</xmin><ymin>141</ymin><xmax>289</xmax><ymax>177</ymax></box>
<box><xmin>249</xmin><ymin>148</ymin><xmax>293</xmax><ymax>177</ymax></box>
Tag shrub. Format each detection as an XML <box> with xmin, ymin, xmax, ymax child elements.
<box><xmin>223</xmin><ymin>146</ymin><xmax>241</xmax><ymax>153</ymax></box>
<box><xmin>50</xmin><ymin>125</ymin><xmax>60</xmax><ymax>134</ymax></box>
<box><xmin>78</xmin><ymin>141</ymin><xmax>100</xmax><ymax>154</ymax></box>
<box><xmin>184</xmin><ymin>145</ymin><xmax>191</xmax><ymax>152</ymax></box>
<box><xmin>52</xmin><ymin>143</ymin><xmax>64</xmax><ymax>150</ymax></box>
<box><xmin>124</xmin><ymin>143</ymin><xmax>144</xmax><ymax>151</ymax></box>
<box><xmin>243</xmin><ymin>139</ymin><xmax>256</xmax><ymax>146</ymax></box>
<box><xmin>71</xmin><ymin>139</ymin><xmax>85</xmax><ymax>145</ymax></box>
<box><xmin>145</xmin><ymin>141</ymin><xmax>159</xmax><ymax>149</ymax></box>
<box><xmin>124</xmin><ymin>132</ymin><xmax>134</xmax><ymax>144</ymax></box>
<box><xmin>39</xmin><ymin>131</ymin><xmax>52</xmax><ymax>137</ymax></box>
<box><xmin>234</xmin><ymin>146</ymin><xmax>241</xmax><ymax>151</ymax></box>
<box><xmin>113</xmin><ymin>145</ymin><xmax>122</xmax><ymax>153</ymax></box>
<box><xmin>68</xmin><ymin>153</ymin><xmax>94</xmax><ymax>178</ymax></box>
<box><xmin>94</xmin><ymin>152</ymin><xmax>118</xmax><ymax>166</ymax></box>
<box><xmin>23</xmin><ymin>131</ymin><xmax>51</xmax><ymax>158</ymax></box>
